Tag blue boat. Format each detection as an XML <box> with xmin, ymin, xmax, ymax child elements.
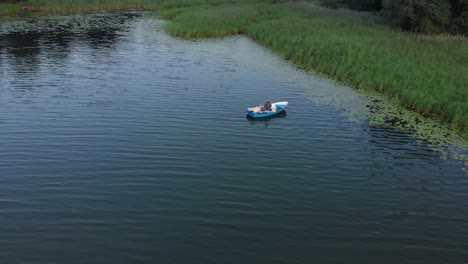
<box><xmin>246</xmin><ymin>101</ymin><xmax>288</xmax><ymax>119</ymax></box>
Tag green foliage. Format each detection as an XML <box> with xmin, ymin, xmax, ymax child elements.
<box><xmin>159</xmin><ymin>0</ymin><xmax>237</xmax><ymax>10</ymax></box>
<box><xmin>4</xmin><ymin>0</ymin><xmax>162</xmax><ymax>13</ymax></box>
<box><xmin>320</xmin><ymin>0</ymin><xmax>344</xmax><ymax>9</ymax></box>
<box><xmin>449</xmin><ymin>0</ymin><xmax>468</xmax><ymax>34</ymax></box>
<box><xmin>319</xmin><ymin>0</ymin><xmax>467</xmax><ymax>34</ymax></box>
<box><xmin>320</xmin><ymin>0</ymin><xmax>382</xmax><ymax>11</ymax></box>
<box><xmin>165</xmin><ymin>3</ymin><xmax>260</xmax><ymax>37</ymax></box>
<box><xmin>0</xmin><ymin>0</ymin><xmax>286</xmax><ymax>15</ymax></box>
<box><xmin>382</xmin><ymin>0</ymin><xmax>452</xmax><ymax>33</ymax></box>
<box><xmin>0</xmin><ymin>3</ymin><xmax>19</xmax><ymax>14</ymax></box>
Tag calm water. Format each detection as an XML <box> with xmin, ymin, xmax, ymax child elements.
<box><xmin>1</xmin><ymin>13</ymin><xmax>467</xmax><ymax>264</ymax></box>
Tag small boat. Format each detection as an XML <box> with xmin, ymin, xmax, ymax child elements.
<box><xmin>246</xmin><ymin>101</ymin><xmax>288</xmax><ymax>119</ymax></box>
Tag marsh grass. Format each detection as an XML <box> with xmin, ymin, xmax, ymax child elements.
<box><xmin>164</xmin><ymin>2</ymin><xmax>468</xmax><ymax>138</ymax></box>
<box><xmin>1</xmin><ymin>0</ymin><xmax>160</xmax><ymax>15</ymax></box>
<box><xmin>0</xmin><ymin>3</ymin><xmax>21</xmax><ymax>15</ymax></box>
<box><xmin>165</xmin><ymin>4</ymin><xmax>260</xmax><ymax>37</ymax></box>
<box><xmin>2</xmin><ymin>0</ymin><xmax>245</xmax><ymax>15</ymax></box>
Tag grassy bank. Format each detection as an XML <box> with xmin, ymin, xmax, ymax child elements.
<box><xmin>0</xmin><ymin>0</ymin><xmax>160</xmax><ymax>15</ymax></box>
<box><xmin>0</xmin><ymin>0</ymin><xmax>240</xmax><ymax>15</ymax></box>
<box><xmin>0</xmin><ymin>3</ymin><xmax>21</xmax><ymax>15</ymax></box>
<box><xmin>164</xmin><ymin>2</ymin><xmax>468</xmax><ymax>139</ymax></box>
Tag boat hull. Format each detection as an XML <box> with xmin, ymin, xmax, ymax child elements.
<box><xmin>246</xmin><ymin>101</ymin><xmax>288</xmax><ymax>119</ymax></box>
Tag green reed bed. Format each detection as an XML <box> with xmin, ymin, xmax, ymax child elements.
<box><xmin>0</xmin><ymin>3</ymin><xmax>21</xmax><ymax>15</ymax></box>
<box><xmin>159</xmin><ymin>0</ymin><xmax>244</xmax><ymax>10</ymax></box>
<box><xmin>164</xmin><ymin>2</ymin><xmax>468</xmax><ymax>138</ymax></box>
<box><xmin>164</xmin><ymin>4</ymin><xmax>260</xmax><ymax>37</ymax></box>
<box><xmin>0</xmin><ymin>0</ymin><xmax>245</xmax><ymax>15</ymax></box>
<box><xmin>0</xmin><ymin>0</ymin><xmax>161</xmax><ymax>15</ymax></box>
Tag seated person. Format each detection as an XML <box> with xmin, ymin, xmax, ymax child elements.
<box><xmin>264</xmin><ymin>100</ymin><xmax>272</xmax><ymax>111</ymax></box>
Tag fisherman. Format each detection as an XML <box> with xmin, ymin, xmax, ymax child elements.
<box><xmin>264</xmin><ymin>100</ymin><xmax>272</xmax><ymax>111</ymax></box>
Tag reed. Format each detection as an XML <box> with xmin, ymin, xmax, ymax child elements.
<box><xmin>1</xmin><ymin>0</ymin><xmax>161</xmax><ymax>15</ymax></box>
<box><xmin>0</xmin><ymin>3</ymin><xmax>21</xmax><ymax>15</ymax></box>
<box><xmin>164</xmin><ymin>4</ymin><xmax>260</xmax><ymax>37</ymax></box>
<box><xmin>4</xmin><ymin>0</ymin><xmax>244</xmax><ymax>14</ymax></box>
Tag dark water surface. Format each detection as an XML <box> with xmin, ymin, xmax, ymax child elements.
<box><xmin>1</xmin><ymin>13</ymin><xmax>467</xmax><ymax>264</ymax></box>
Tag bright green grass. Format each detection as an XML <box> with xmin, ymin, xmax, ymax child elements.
<box><xmin>165</xmin><ymin>4</ymin><xmax>261</xmax><ymax>37</ymax></box>
<box><xmin>164</xmin><ymin>2</ymin><xmax>468</xmax><ymax>139</ymax></box>
<box><xmin>0</xmin><ymin>3</ymin><xmax>21</xmax><ymax>14</ymax></box>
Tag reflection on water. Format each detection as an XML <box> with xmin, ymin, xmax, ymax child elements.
<box><xmin>0</xmin><ymin>13</ymin><xmax>139</xmax><ymax>80</ymax></box>
<box><xmin>0</xmin><ymin>12</ymin><xmax>468</xmax><ymax>264</ymax></box>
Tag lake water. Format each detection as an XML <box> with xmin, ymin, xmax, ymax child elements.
<box><xmin>1</xmin><ymin>12</ymin><xmax>467</xmax><ymax>264</ymax></box>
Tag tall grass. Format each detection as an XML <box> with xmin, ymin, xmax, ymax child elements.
<box><xmin>0</xmin><ymin>0</ymin><xmax>249</xmax><ymax>15</ymax></box>
<box><xmin>0</xmin><ymin>3</ymin><xmax>21</xmax><ymax>15</ymax></box>
<box><xmin>165</xmin><ymin>4</ymin><xmax>260</xmax><ymax>37</ymax></box>
<box><xmin>164</xmin><ymin>2</ymin><xmax>468</xmax><ymax>138</ymax></box>
<box><xmin>1</xmin><ymin>0</ymin><xmax>161</xmax><ymax>14</ymax></box>
<box><xmin>0</xmin><ymin>0</ymin><xmax>280</xmax><ymax>15</ymax></box>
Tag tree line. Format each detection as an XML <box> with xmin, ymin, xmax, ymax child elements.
<box><xmin>321</xmin><ymin>0</ymin><xmax>467</xmax><ymax>34</ymax></box>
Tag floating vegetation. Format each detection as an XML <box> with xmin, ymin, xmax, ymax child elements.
<box><xmin>0</xmin><ymin>12</ymin><xmax>144</xmax><ymax>35</ymax></box>
<box><xmin>0</xmin><ymin>0</ymin><xmax>159</xmax><ymax>16</ymax></box>
<box><xmin>365</xmin><ymin>95</ymin><xmax>466</xmax><ymax>159</ymax></box>
<box><xmin>300</xmin><ymin>79</ymin><xmax>468</xmax><ymax>164</ymax></box>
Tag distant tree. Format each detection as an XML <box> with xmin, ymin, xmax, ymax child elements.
<box><xmin>320</xmin><ymin>0</ymin><xmax>346</xmax><ymax>9</ymax></box>
<box><xmin>382</xmin><ymin>0</ymin><xmax>452</xmax><ymax>33</ymax></box>
<box><xmin>320</xmin><ymin>0</ymin><xmax>466</xmax><ymax>34</ymax></box>
<box><xmin>449</xmin><ymin>0</ymin><xmax>468</xmax><ymax>34</ymax></box>
<box><xmin>320</xmin><ymin>0</ymin><xmax>382</xmax><ymax>11</ymax></box>
<box><xmin>348</xmin><ymin>0</ymin><xmax>383</xmax><ymax>11</ymax></box>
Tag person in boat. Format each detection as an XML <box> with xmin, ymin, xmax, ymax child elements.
<box><xmin>263</xmin><ymin>100</ymin><xmax>272</xmax><ymax>111</ymax></box>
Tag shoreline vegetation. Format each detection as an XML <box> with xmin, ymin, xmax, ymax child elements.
<box><xmin>0</xmin><ymin>1</ymin><xmax>156</xmax><ymax>15</ymax></box>
<box><xmin>1</xmin><ymin>0</ymin><xmax>467</xmax><ymax>140</ymax></box>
